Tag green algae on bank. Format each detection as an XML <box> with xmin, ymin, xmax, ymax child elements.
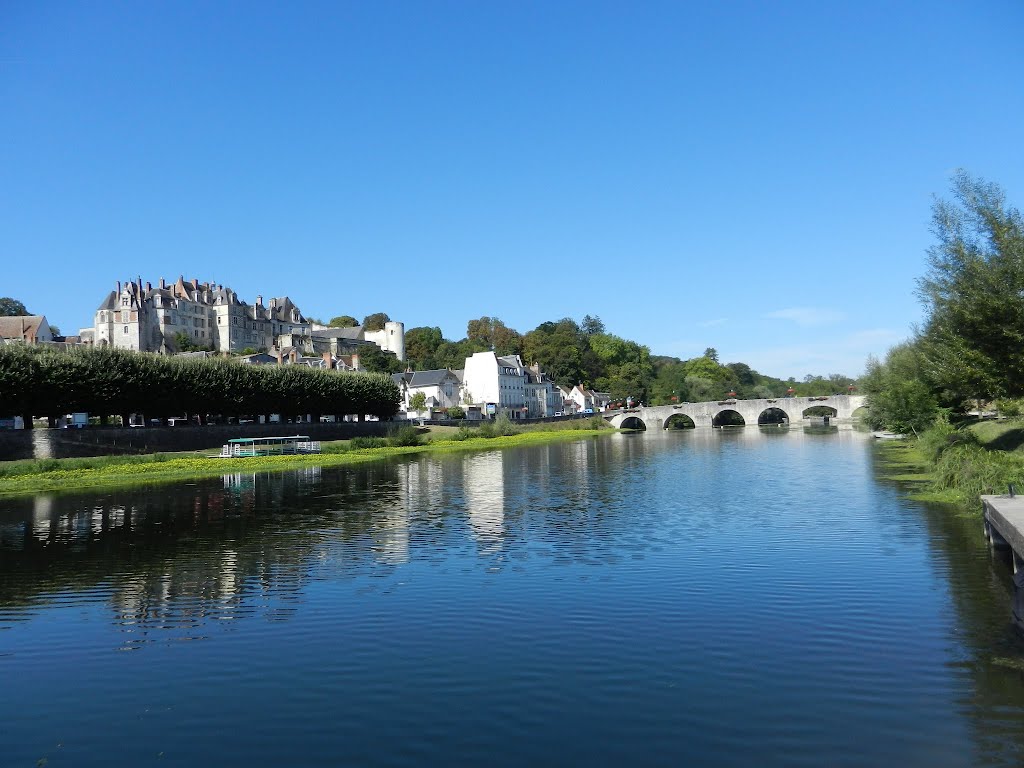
<box><xmin>0</xmin><ymin>429</ymin><xmax>613</xmax><ymax>498</ymax></box>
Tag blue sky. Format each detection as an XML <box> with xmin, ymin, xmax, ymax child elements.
<box><xmin>3</xmin><ymin>1</ymin><xmax>1022</xmax><ymax>378</ymax></box>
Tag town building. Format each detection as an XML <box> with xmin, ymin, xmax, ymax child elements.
<box><xmin>309</xmin><ymin>323</ymin><xmax>406</xmax><ymax>362</ymax></box>
<box><xmin>392</xmin><ymin>368</ymin><xmax>462</xmax><ymax>417</ymax></box>
<box><xmin>461</xmin><ymin>352</ymin><xmax>560</xmax><ymax>419</ymax></box>
<box><xmin>0</xmin><ymin>315</ymin><xmax>54</xmax><ymax>345</ymax></box>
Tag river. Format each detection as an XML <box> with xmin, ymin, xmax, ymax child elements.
<box><xmin>2</xmin><ymin>427</ymin><xmax>1024</xmax><ymax>766</ymax></box>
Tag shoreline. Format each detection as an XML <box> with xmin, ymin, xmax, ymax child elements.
<box><xmin>0</xmin><ymin>428</ymin><xmax>615</xmax><ymax>499</ymax></box>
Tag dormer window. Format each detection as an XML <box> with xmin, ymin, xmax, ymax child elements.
<box><xmin>122</xmin><ymin>298</ymin><xmax>129</xmax><ymax>307</ymax></box>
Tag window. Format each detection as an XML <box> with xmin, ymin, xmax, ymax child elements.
<box><xmin>123</xmin><ymin>325</ymin><xmax>128</xmax><ymax>334</ymax></box>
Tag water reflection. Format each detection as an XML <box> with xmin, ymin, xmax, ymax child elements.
<box><xmin>2</xmin><ymin>427</ymin><xmax>1024</xmax><ymax>766</ymax></box>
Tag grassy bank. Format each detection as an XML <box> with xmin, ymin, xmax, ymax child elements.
<box><xmin>875</xmin><ymin>418</ymin><xmax>1024</xmax><ymax>511</ymax></box>
<box><xmin>0</xmin><ymin>426</ymin><xmax>614</xmax><ymax>498</ymax></box>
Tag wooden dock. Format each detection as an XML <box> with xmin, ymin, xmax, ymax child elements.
<box><xmin>980</xmin><ymin>495</ymin><xmax>1024</xmax><ymax>630</ymax></box>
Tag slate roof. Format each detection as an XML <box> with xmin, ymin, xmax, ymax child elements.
<box><xmin>409</xmin><ymin>369</ymin><xmax>457</xmax><ymax>388</ymax></box>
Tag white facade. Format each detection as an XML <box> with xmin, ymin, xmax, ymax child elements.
<box><xmin>363</xmin><ymin>321</ymin><xmax>406</xmax><ymax>361</ymax></box>
<box><xmin>393</xmin><ymin>369</ymin><xmax>461</xmax><ymax>416</ymax></box>
<box><xmin>461</xmin><ymin>352</ymin><xmax>560</xmax><ymax>419</ymax></box>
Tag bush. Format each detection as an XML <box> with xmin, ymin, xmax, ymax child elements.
<box><xmin>997</xmin><ymin>398</ymin><xmax>1024</xmax><ymax>419</ymax></box>
<box><xmin>476</xmin><ymin>421</ymin><xmax>496</xmax><ymax>439</ymax></box>
<box><xmin>447</xmin><ymin>406</ymin><xmax>465</xmax><ymax>420</ymax></box>
<box><xmin>450</xmin><ymin>425</ymin><xmax>477</xmax><ymax>441</ymax></box>
<box><xmin>918</xmin><ymin>414</ymin><xmax>978</xmax><ymax>463</ymax></box>
<box><xmin>350</xmin><ymin>436</ymin><xmax>389</xmax><ymax>450</ymax></box>
<box><xmin>387</xmin><ymin>425</ymin><xmax>422</xmax><ymax>447</ymax></box>
<box><xmin>493</xmin><ymin>413</ymin><xmax>520</xmax><ymax>437</ymax></box>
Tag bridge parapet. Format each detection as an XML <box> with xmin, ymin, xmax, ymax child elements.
<box><xmin>607</xmin><ymin>394</ymin><xmax>866</xmax><ymax>429</ymax></box>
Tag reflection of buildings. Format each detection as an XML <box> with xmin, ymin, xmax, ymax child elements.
<box><xmin>462</xmin><ymin>452</ymin><xmax>506</xmax><ymax>554</ymax></box>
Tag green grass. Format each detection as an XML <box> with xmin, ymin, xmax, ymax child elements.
<box><xmin>967</xmin><ymin>419</ymin><xmax>1024</xmax><ymax>453</ymax></box>
<box><xmin>0</xmin><ymin>428</ymin><xmax>614</xmax><ymax>498</ymax></box>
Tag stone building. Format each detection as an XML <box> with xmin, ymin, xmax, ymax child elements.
<box><xmin>87</xmin><ymin>277</ymin><xmax>313</xmax><ymax>354</ymax></box>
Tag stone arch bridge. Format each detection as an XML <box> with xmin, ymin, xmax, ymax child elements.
<box><xmin>605</xmin><ymin>395</ymin><xmax>867</xmax><ymax>430</ymax></box>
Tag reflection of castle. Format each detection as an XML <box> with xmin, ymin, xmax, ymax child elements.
<box><xmin>462</xmin><ymin>452</ymin><xmax>506</xmax><ymax>554</ymax></box>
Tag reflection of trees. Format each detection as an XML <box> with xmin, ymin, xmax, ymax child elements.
<box><xmin>0</xmin><ymin>463</ymin><xmax>410</xmax><ymax>645</ymax></box>
<box><xmin>867</xmin><ymin>448</ymin><xmax>1024</xmax><ymax>758</ymax></box>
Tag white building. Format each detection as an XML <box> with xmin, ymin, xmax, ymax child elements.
<box><xmin>461</xmin><ymin>352</ymin><xmax>560</xmax><ymax>419</ymax></box>
<box><xmin>392</xmin><ymin>369</ymin><xmax>462</xmax><ymax>416</ymax></box>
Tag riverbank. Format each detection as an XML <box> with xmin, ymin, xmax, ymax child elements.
<box><xmin>874</xmin><ymin>418</ymin><xmax>1024</xmax><ymax>512</ymax></box>
<box><xmin>0</xmin><ymin>427</ymin><xmax>614</xmax><ymax>498</ymax></box>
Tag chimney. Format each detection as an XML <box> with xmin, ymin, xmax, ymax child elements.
<box><xmin>160</xmin><ymin>277</ymin><xmax>166</xmax><ymax>289</ymax></box>
<box><xmin>323</xmin><ymin>351</ymin><xmax>333</xmax><ymax>369</ymax></box>
<box><xmin>352</xmin><ymin>353</ymin><xmax>360</xmax><ymax>371</ymax></box>
<box><xmin>193</xmin><ymin>277</ymin><xmax>199</xmax><ymax>286</ymax></box>
<box><xmin>256</xmin><ymin>295</ymin><xmax>263</xmax><ymax>307</ymax></box>
<box><xmin>276</xmin><ymin>349</ymin><xmax>283</xmax><ymax>366</ymax></box>
<box><xmin>289</xmin><ymin>349</ymin><xmax>298</xmax><ymax>363</ymax></box>
<box><xmin>146</xmin><ymin>281</ymin><xmax>152</xmax><ymax>292</ymax></box>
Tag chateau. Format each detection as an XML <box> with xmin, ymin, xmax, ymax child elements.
<box><xmin>83</xmin><ymin>276</ymin><xmax>405</xmax><ymax>359</ymax></box>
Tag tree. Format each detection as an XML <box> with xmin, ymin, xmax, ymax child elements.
<box><xmin>362</xmin><ymin>312</ymin><xmax>390</xmax><ymax>332</ymax></box>
<box><xmin>918</xmin><ymin>171</ymin><xmax>1024</xmax><ymax>401</ymax></box>
<box><xmin>0</xmin><ymin>297</ymin><xmax>28</xmax><ymax>316</ymax></box>
<box><xmin>447</xmin><ymin>405</ymin><xmax>465</xmax><ymax>419</ymax></box>
<box><xmin>357</xmin><ymin>344</ymin><xmax>403</xmax><ymax>374</ymax></box>
<box><xmin>409</xmin><ymin>392</ymin><xmax>427</xmax><ymax>412</ymax></box>
<box><xmin>581</xmin><ymin>315</ymin><xmax>605</xmax><ymax>335</ymax></box>
<box><xmin>405</xmin><ymin>326</ymin><xmax>445</xmax><ymax>369</ymax></box>
<box><xmin>703</xmin><ymin>347</ymin><xmax>719</xmax><ymax>363</ymax></box>
<box><xmin>329</xmin><ymin>315</ymin><xmax>359</xmax><ymax>328</ymax></box>
<box><xmin>466</xmin><ymin>316</ymin><xmax>522</xmax><ymax>356</ymax></box>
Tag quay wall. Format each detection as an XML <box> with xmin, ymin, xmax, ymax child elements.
<box><xmin>0</xmin><ymin>421</ymin><xmax>394</xmax><ymax>461</ymax></box>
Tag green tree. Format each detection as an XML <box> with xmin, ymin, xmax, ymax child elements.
<box><xmin>918</xmin><ymin>171</ymin><xmax>1024</xmax><ymax>401</ymax></box>
<box><xmin>405</xmin><ymin>326</ymin><xmax>445</xmax><ymax>369</ymax></box>
<box><xmin>409</xmin><ymin>392</ymin><xmax>427</xmax><ymax>412</ymax></box>
<box><xmin>362</xmin><ymin>312</ymin><xmax>391</xmax><ymax>332</ymax></box>
<box><xmin>466</xmin><ymin>316</ymin><xmax>522</xmax><ymax>356</ymax></box>
<box><xmin>329</xmin><ymin>315</ymin><xmax>359</xmax><ymax>328</ymax></box>
<box><xmin>0</xmin><ymin>297</ymin><xmax>28</xmax><ymax>316</ymax></box>
<box><xmin>581</xmin><ymin>315</ymin><xmax>605</xmax><ymax>335</ymax></box>
<box><xmin>357</xmin><ymin>344</ymin><xmax>403</xmax><ymax>374</ymax></box>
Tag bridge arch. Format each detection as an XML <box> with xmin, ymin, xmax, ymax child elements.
<box><xmin>712</xmin><ymin>409</ymin><xmax>745</xmax><ymax>427</ymax></box>
<box><xmin>802</xmin><ymin>405</ymin><xmax>838</xmax><ymax>420</ymax></box>
<box><xmin>620</xmin><ymin>416</ymin><xmax>647</xmax><ymax>431</ymax></box>
<box><xmin>665</xmin><ymin>413</ymin><xmax>696</xmax><ymax>430</ymax></box>
<box><xmin>757</xmin><ymin>407</ymin><xmax>792</xmax><ymax>426</ymax></box>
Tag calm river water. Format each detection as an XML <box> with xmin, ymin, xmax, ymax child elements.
<box><xmin>3</xmin><ymin>427</ymin><xmax>1024</xmax><ymax>766</ymax></box>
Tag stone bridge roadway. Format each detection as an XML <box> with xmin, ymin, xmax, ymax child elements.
<box><xmin>605</xmin><ymin>394</ymin><xmax>867</xmax><ymax>430</ymax></box>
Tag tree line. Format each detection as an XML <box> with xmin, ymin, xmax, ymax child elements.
<box><xmin>399</xmin><ymin>315</ymin><xmax>856</xmax><ymax>405</ymax></box>
<box><xmin>0</xmin><ymin>345</ymin><xmax>400</xmax><ymax>428</ymax></box>
<box><xmin>864</xmin><ymin>171</ymin><xmax>1024</xmax><ymax>433</ymax></box>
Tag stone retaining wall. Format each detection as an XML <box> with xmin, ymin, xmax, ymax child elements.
<box><xmin>0</xmin><ymin>421</ymin><xmax>395</xmax><ymax>461</ymax></box>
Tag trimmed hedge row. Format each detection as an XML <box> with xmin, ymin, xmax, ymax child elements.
<box><xmin>0</xmin><ymin>345</ymin><xmax>400</xmax><ymax>426</ymax></box>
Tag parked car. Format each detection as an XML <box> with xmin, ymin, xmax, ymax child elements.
<box><xmin>583</xmin><ymin>408</ymin><xmax>594</xmax><ymax>414</ymax></box>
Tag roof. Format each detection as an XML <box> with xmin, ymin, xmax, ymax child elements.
<box><xmin>311</xmin><ymin>326</ymin><xmax>364</xmax><ymax>339</ymax></box>
<box><xmin>409</xmin><ymin>369</ymin><xmax>458</xmax><ymax>387</ymax></box>
<box><xmin>0</xmin><ymin>315</ymin><xmax>46</xmax><ymax>339</ymax></box>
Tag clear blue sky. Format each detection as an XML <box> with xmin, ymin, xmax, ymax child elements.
<box><xmin>3</xmin><ymin>1</ymin><xmax>1022</xmax><ymax>378</ymax></box>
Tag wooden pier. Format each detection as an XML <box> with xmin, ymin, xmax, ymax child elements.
<box><xmin>980</xmin><ymin>495</ymin><xmax>1024</xmax><ymax>630</ymax></box>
